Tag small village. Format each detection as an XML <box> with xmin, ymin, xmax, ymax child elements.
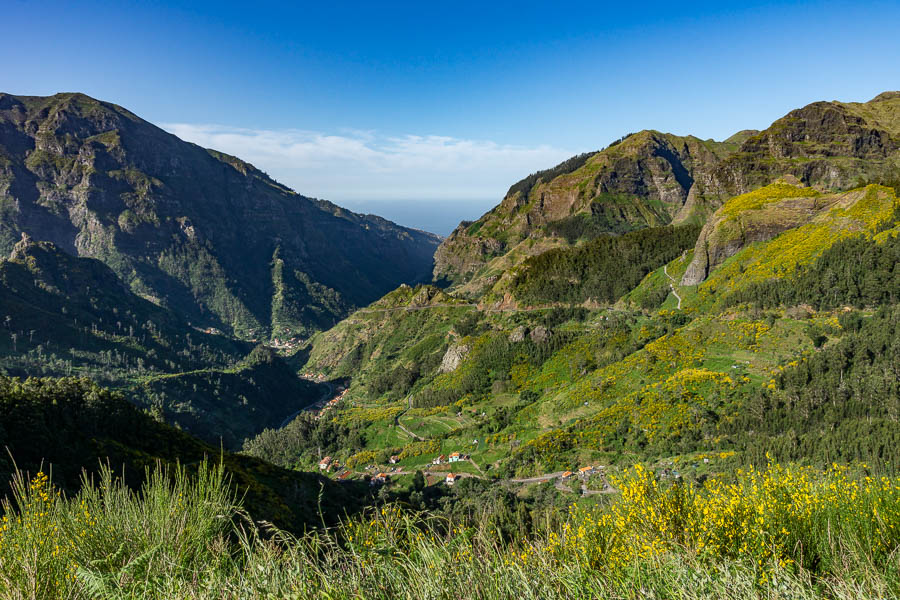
<box><xmin>316</xmin><ymin>447</ymin><xmax>610</xmax><ymax>495</ymax></box>
<box><xmin>291</xmin><ymin>371</ymin><xmax>615</xmax><ymax>496</ymax></box>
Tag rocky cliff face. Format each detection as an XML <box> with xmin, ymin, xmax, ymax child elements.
<box><xmin>433</xmin><ymin>92</ymin><xmax>900</xmax><ymax>292</ymax></box>
<box><xmin>713</xmin><ymin>92</ymin><xmax>900</xmax><ymax>196</ymax></box>
<box><xmin>433</xmin><ymin>131</ymin><xmax>731</xmax><ymax>288</ymax></box>
<box><xmin>0</xmin><ymin>93</ymin><xmax>441</xmax><ymax>338</ymax></box>
<box><xmin>680</xmin><ymin>180</ymin><xmax>827</xmax><ymax>285</ymax></box>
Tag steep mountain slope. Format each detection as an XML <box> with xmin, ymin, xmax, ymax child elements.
<box><xmin>129</xmin><ymin>345</ymin><xmax>323</xmax><ymax>449</ymax></box>
<box><xmin>0</xmin><ymin>236</ymin><xmax>323</xmax><ymax>447</ymax></box>
<box><xmin>0</xmin><ymin>92</ymin><xmax>441</xmax><ymax>339</ymax></box>
<box><xmin>305</xmin><ymin>283</ymin><xmax>473</xmax><ymax>388</ymax></box>
<box><xmin>682</xmin><ymin>182</ymin><xmax>898</xmax><ymax>289</ymax></box>
<box><xmin>0</xmin><ymin>234</ymin><xmax>248</xmax><ymax>376</ymax></box>
<box><xmin>434</xmin><ymin>92</ymin><xmax>900</xmax><ymax>295</ymax></box>
<box><xmin>715</xmin><ymin>91</ymin><xmax>900</xmax><ymax>194</ymax></box>
<box><xmin>0</xmin><ymin>375</ymin><xmax>362</xmax><ymax>532</ymax></box>
<box><xmin>292</xmin><ymin>93</ymin><xmax>900</xmax><ymax>480</ymax></box>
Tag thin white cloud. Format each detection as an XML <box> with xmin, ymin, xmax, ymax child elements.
<box><xmin>160</xmin><ymin>123</ymin><xmax>572</xmax><ymax>201</ymax></box>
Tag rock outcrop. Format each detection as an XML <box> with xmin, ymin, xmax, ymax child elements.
<box><xmin>439</xmin><ymin>343</ymin><xmax>470</xmax><ymax>373</ymax></box>
<box><xmin>433</xmin><ymin>131</ymin><xmax>732</xmax><ymax>287</ymax></box>
<box><xmin>681</xmin><ymin>181</ymin><xmax>884</xmax><ymax>285</ymax></box>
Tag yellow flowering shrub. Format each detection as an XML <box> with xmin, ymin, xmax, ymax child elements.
<box><xmin>551</xmin><ymin>462</ymin><xmax>900</xmax><ymax>579</ymax></box>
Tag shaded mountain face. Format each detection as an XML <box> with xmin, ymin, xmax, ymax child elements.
<box><xmin>434</xmin><ymin>92</ymin><xmax>900</xmax><ymax>292</ymax></box>
<box><xmin>0</xmin><ymin>234</ymin><xmax>248</xmax><ymax>374</ymax></box>
<box><xmin>0</xmin><ymin>93</ymin><xmax>441</xmax><ymax>339</ymax></box>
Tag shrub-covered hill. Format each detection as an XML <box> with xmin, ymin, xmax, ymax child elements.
<box><xmin>0</xmin><ymin>234</ymin><xmax>248</xmax><ymax>377</ymax></box>
<box><xmin>433</xmin><ymin>91</ymin><xmax>900</xmax><ymax>297</ymax></box>
<box><xmin>304</xmin><ymin>284</ymin><xmax>473</xmax><ymax>385</ymax></box>
<box><xmin>682</xmin><ymin>183</ymin><xmax>899</xmax><ymax>304</ymax></box>
<box><xmin>291</xmin><ymin>176</ymin><xmax>900</xmax><ymax>479</ymax></box>
<box><xmin>0</xmin><ymin>92</ymin><xmax>441</xmax><ymax>339</ymax></box>
<box><xmin>507</xmin><ymin>223</ymin><xmax>701</xmax><ymax>306</ymax></box>
<box><xmin>0</xmin><ymin>376</ymin><xmax>362</xmax><ymax>532</ymax></box>
<box><xmin>433</xmin><ymin>131</ymin><xmax>730</xmax><ymax>293</ymax></box>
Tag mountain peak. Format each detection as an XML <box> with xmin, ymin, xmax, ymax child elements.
<box><xmin>870</xmin><ymin>90</ymin><xmax>900</xmax><ymax>103</ymax></box>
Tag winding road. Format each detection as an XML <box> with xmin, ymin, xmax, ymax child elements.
<box><xmin>394</xmin><ymin>395</ymin><xmax>426</xmax><ymax>441</ymax></box>
<box><xmin>663</xmin><ymin>264</ymin><xmax>682</xmax><ymax>310</ymax></box>
<box><xmin>395</xmin><ymin>418</ymin><xmax>425</xmax><ymax>441</ymax></box>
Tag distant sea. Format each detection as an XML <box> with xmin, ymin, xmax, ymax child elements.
<box><xmin>339</xmin><ymin>199</ymin><xmax>495</xmax><ymax>237</ymax></box>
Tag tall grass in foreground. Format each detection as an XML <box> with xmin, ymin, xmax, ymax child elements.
<box><xmin>0</xmin><ymin>460</ymin><xmax>897</xmax><ymax>599</ymax></box>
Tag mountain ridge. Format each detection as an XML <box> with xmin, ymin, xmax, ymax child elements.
<box><xmin>0</xmin><ymin>92</ymin><xmax>441</xmax><ymax>339</ymax></box>
<box><xmin>432</xmin><ymin>92</ymin><xmax>900</xmax><ymax>297</ymax></box>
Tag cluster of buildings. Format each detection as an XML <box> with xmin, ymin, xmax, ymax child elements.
<box><xmin>432</xmin><ymin>451</ymin><xmax>469</xmax><ymax>465</ymax></box>
<box><xmin>316</xmin><ymin>386</ymin><xmax>348</xmax><ymax>419</ymax></box>
<box><xmin>301</xmin><ymin>372</ymin><xmax>328</xmax><ymax>382</ymax></box>
<box><xmin>560</xmin><ymin>465</ymin><xmax>602</xmax><ymax>480</ymax></box>
<box><xmin>267</xmin><ymin>335</ymin><xmax>303</xmax><ymax>351</ymax></box>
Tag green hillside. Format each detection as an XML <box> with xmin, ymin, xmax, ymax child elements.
<box><xmin>433</xmin><ymin>92</ymin><xmax>900</xmax><ymax>299</ymax></box>
<box><xmin>3</xmin><ymin>89</ymin><xmax>900</xmax><ymax>599</ymax></box>
<box><xmin>291</xmin><ymin>177</ymin><xmax>899</xmax><ymax>480</ymax></box>
<box><xmin>0</xmin><ymin>235</ymin><xmax>248</xmax><ymax>378</ymax></box>
<box><xmin>0</xmin><ymin>236</ymin><xmax>324</xmax><ymax>448</ymax></box>
<box><xmin>129</xmin><ymin>345</ymin><xmax>324</xmax><ymax>448</ymax></box>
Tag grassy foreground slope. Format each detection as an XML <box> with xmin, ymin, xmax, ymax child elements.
<box><xmin>1</xmin><ymin>458</ymin><xmax>897</xmax><ymax>598</ymax></box>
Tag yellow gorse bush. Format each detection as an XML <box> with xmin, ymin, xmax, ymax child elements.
<box><xmin>550</xmin><ymin>461</ymin><xmax>900</xmax><ymax>578</ymax></box>
<box><xmin>700</xmin><ymin>185</ymin><xmax>898</xmax><ymax>303</ymax></box>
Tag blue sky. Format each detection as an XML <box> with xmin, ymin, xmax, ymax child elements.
<box><xmin>2</xmin><ymin>0</ymin><xmax>899</xmax><ymax>234</ymax></box>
